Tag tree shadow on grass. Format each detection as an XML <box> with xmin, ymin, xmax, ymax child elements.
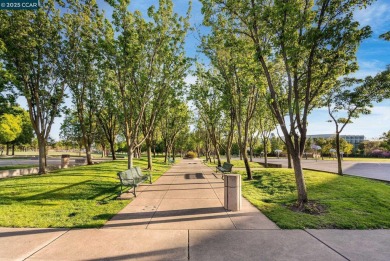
<box><xmin>246</xmin><ymin>169</ymin><xmax>390</xmax><ymax>229</ymax></box>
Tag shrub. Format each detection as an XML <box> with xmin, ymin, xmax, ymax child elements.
<box><xmin>185</xmin><ymin>151</ymin><xmax>197</xmax><ymax>158</ymax></box>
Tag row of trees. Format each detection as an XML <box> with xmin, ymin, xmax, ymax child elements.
<box><xmin>0</xmin><ymin>0</ymin><xmax>191</xmax><ymax>173</ymax></box>
<box><xmin>191</xmin><ymin>0</ymin><xmax>390</xmax><ymax>208</ymax></box>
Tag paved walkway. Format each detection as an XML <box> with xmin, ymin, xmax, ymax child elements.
<box><xmin>1</xmin><ymin>159</ymin><xmax>389</xmax><ymax>260</ymax></box>
<box><xmin>254</xmin><ymin>158</ymin><xmax>390</xmax><ymax>182</ymax></box>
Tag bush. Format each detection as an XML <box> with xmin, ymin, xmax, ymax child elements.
<box><xmin>185</xmin><ymin>151</ymin><xmax>197</xmax><ymax>158</ymax></box>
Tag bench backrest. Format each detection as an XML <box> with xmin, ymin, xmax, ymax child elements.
<box><xmin>117</xmin><ymin>169</ymin><xmax>135</xmax><ymax>185</ymax></box>
<box><xmin>118</xmin><ymin>166</ymin><xmax>147</xmax><ymax>184</ymax></box>
<box><xmin>222</xmin><ymin>162</ymin><xmax>233</xmax><ymax>171</ymax></box>
<box><xmin>134</xmin><ymin>166</ymin><xmax>144</xmax><ymax>178</ymax></box>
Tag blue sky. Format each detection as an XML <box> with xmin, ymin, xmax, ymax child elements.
<box><xmin>17</xmin><ymin>0</ymin><xmax>390</xmax><ymax>140</ymax></box>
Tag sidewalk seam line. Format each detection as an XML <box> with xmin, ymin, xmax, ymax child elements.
<box><xmin>146</xmin><ymin>166</ymin><xmax>176</xmax><ymax>229</ymax></box>
<box><xmin>188</xmin><ymin>230</ymin><xmax>190</xmax><ymax>260</ymax></box>
<box><xmin>22</xmin><ymin>229</ymin><xmax>71</xmax><ymax>261</ymax></box>
<box><xmin>304</xmin><ymin>230</ymin><xmax>350</xmax><ymax>261</ymax></box>
<box><xmin>204</xmin><ymin>163</ymin><xmax>238</xmax><ymax>229</ymax></box>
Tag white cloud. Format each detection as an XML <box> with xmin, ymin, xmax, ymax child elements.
<box><xmin>354</xmin><ymin>1</ymin><xmax>390</xmax><ymax>32</ymax></box>
<box><xmin>347</xmin><ymin>59</ymin><xmax>387</xmax><ymax>79</ymax></box>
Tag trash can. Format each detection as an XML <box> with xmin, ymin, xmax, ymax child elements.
<box><xmin>224</xmin><ymin>174</ymin><xmax>241</xmax><ymax>211</ymax></box>
<box><xmin>61</xmin><ymin>154</ymin><xmax>70</xmax><ymax>169</ymax></box>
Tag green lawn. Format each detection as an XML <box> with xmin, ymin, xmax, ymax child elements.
<box><xmin>239</xmin><ymin>168</ymin><xmax>390</xmax><ymax>229</ymax></box>
<box><xmin>0</xmin><ymin>157</ymin><xmax>171</xmax><ymax>228</ymax></box>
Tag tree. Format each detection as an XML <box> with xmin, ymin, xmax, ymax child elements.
<box><xmin>108</xmin><ymin>0</ymin><xmax>190</xmax><ymax>169</ymax></box>
<box><xmin>202</xmin><ymin>0</ymin><xmax>372</xmax><ymax>207</ymax></box>
<box><xmin>201</xmin><ymin>23</ymin><xmax>262</xmax><ymax>180</ymax></box>
<box><xmin>11</xmin><ymin>108</ymin><xmax>34</xmax><ymax>155</ymax></box>
<box><xmin>326</xmin><ymin>68</ymin><xmax>390</xmax><ymax>174</ymax></box>
<box><xmin>0</xmin><ymin>39</ymin><xmax>17</xmax><ymax>115</ymax></box>
<box><xmin>161</xmin><ymin>101</ymin><xmax>190</xmax><ymax>162</ymax></box>
<box><xmin>0</xmin><ymin>1</ymin><xmax>66</xmax><ymax>173</ymax></box>
<box><xmin>0</xmin><ymin>114</ymin><xmax>22</xmax><ymax>155</ymax></box>
<box><xmin>60</xmin><ymin>112</ymin><xmax>83</xmax><ymax>156</ymax></box>
<box><xmin>380</xmin><ymin>31</ymin><xmax>390</xmax><ymax>41</ymax></box>
<box><xmin>63</xmin><ymin>0</ymin><xmax>106</xmax><ymax>165</ymax></box>
<box><xmin>257</xmin><ymin>104</ymin><xmax>275</xmax><ymax>167</ymax></box>
<box><xmin>190</xmin><ymin>66</ymin><xmax>224</xmax><ymax>167</ymax></box>
<box><xmin>380</xmin><ymin>131</ymin><xmax>390</xmax><ymax>151</ymax></box>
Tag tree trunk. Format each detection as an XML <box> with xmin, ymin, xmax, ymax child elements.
<box><xmin>85</xmin><ymin>142</ymin><xmax>93</xmax><ymax>165</ymax></box>
<box><xmin>226</xmin><ymin>147</ymin><xmax>231</xmax><ymax>163</ymax></box>
<box><xmin>11</xmin><ymin>144</ymin><xmax>15</xmax><ymax>155</ymax></box>
<box><xmin>164</xmin><ymin>144</ymin><xmax>168</xmax><ymax>163</ymax></box>
<box><xmin>263</xmin><ymin>140</ymin><xmax>268</xmax><ymax>168</ymax></box>
<box><xmin>336</xmin><ymin>132</ymin><xmax>343</xmax><ymax>175</ymax></box>
<box><xmin>37</xmin><ymin>136</ymin><xmax>47</xmax><ymax>174</ymax></box>
<box><xmin>215</xmin><ymin>146</ymin><xmax>221</xmax><ymax>167</ymax></box>
<box><xmin>291</xmin><ymin>152</ymin><xmax>308</xmax><ymax>207</ymax></box>
<box><xmin>146</xmin><ymin>138</ymin><xmax>153</xmax><ymax>170</ymax></box>
<box><xmin>205</xmin><ymin>139</ymin><xmax>210</xmax><ymax>162</ymax></box>
<box><xmin>127</xmin><ymin>145</ymin><xmax>134</xmax><ymax>169</ymax></box>
<box><xmin>101</xmin><ymin>144</ymin><xmax>105</xmax><ymax>158</ymax></box>
<box><xmin>287</xmin><ymin>151</ymin><xmax>292</xmax><ymax>169</ymax></box>
<box><xmin>241</xmin><ymin>147</ymin><xmax>252</xmax><ymax>180</ymax></box>
<box><xmin>226</xmin><ymin>110</ymin><xmax>234</xmax><ymax>163</ymax></box>
<box><xmin>6</xmin><ymin>143</ymin><xmax>10</xmax><ymax>155</ymax></box>
<box><xmin>110</xmin><ymin>141</ymin><xmax>116</xmax><ymax>160</ymax></box>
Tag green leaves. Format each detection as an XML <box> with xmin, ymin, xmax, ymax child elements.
<box><xmin>0</xmin><ymin>114</ymin><xmax>22</xmax><ymax>144</ymax></box>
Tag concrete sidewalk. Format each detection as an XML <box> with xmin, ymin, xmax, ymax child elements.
<box><xmin>1</xmin><ymin>159</ymin><xmax>389</xmax><ymax>260</ymax></box>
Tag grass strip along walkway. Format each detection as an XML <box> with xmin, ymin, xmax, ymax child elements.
<box><xmin>0</xmin><ymin>157</ymin><xmax>171</xmax><ymax>228</ymax></box>
<box><xmin>206</xmin><ymin>161</ymin><xmax>390</xmax><ymax>229</ymax></box>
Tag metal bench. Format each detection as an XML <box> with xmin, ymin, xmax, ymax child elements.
<box><xmin>216</xmin><ymin>162</ymin><xmax>234</xmax><ymax>179</ymax></box>
<box><xmin>117</xmin><ymin>167</ymin><xmax>152</xmax><ymax>197</ymax></box>
<box><xmin>168</xmin><ymin>158</ymin><xmax>175</xmax><ymax>165</ymax></box>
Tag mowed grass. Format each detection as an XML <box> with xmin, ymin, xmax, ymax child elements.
<box><xmin>0</xmin><ymin>157</ymin><xmax>171</xmax><ymax>228</ymax></box>
<box><xmin>240</xmin><ymin>168</ymin><xmax>390</xmax><ymax>229</ymax></box>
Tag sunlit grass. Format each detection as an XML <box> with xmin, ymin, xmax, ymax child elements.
<box><xmin>0</xmin><ymin>157</ymin><xmax>170</xmax><ymax>228</ymax></box>
<box><xmin>238</xmin><ymin>168</ymin><xmax>390</xmax><ymax>229</ymax></box>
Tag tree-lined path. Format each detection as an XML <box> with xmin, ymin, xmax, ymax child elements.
<box><xmin>1</xmin><ymin>159</ymin><xmax>389</xmax><ymax>260</ymax></box>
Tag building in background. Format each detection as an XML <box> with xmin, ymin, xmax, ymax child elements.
<box><xmin>307</xmin><ymin>134</ymin><xmax>366</xmax><ymax>151</ymax></box>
